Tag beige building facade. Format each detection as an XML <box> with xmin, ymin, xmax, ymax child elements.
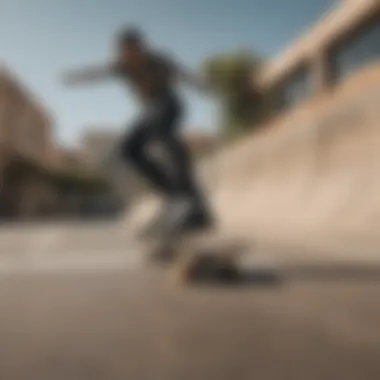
<box><xmin>0</xmin><ymin>67</ymin><xmax>58</xmax><ymax>218</ymax></box>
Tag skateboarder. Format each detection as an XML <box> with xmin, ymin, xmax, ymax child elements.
<box><xmin>62</xmin><ymin>26</ymin><xmax>213</xmax><ymax>235</ymax></box>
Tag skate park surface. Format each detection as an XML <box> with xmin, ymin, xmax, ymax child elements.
<box><xmin>1</xmin><ymin>67</ymin><xmax>380</xmax><ymax>380</ymax></box>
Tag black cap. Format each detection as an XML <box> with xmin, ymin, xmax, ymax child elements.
<box><xmin>117</xmin><ymin>26</ymin><xmax>144</xmax><ymax>45</ymax></box>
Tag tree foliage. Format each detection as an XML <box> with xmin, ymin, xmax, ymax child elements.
<box><xmin>201</xmin><ymin>51</ymin><xmax>265</xmax><ymax>139</ymax></box>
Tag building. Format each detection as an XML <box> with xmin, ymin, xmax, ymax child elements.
<box><xmin>0</xmin><ymin>67</ymin><xmax>57</xmax><ymax>218</ymax></box>
<box><xmin>0</xmin><ymin>67</ymin><xmax>55</xmax><ymax>165</ymax></box>
<box><xmin>256</xmin><ymin>0</ymin><xmax>380</xmax><ymax>117</ymax></box>
<box><xmin>55</xmin><ymin>147</ymin><xmax>82</xmax><ymax>172</ymax></box>
<box><xmin>0</xmin><ymin>68</ymin><xmax>116</xmax><ymax>220</ymax></box>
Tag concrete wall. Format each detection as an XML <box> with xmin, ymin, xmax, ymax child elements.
<box><xmin>202</xmin><ymin>64</ymin><xmax>380</xmax><ymax>252</ymax></box>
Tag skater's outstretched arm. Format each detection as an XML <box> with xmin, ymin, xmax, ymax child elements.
<box><xmin>61</xmin><ymin>63</ymin><xmax>116</xmax><ymax>86</ymax></box>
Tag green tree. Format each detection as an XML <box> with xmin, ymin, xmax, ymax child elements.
<box><xmin>202</xmin><ymin>51</ymin><xmax>265</xmax><ymax>140</ymax></box>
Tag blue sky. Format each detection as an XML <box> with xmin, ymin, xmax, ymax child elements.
<box><xmin>0</xmin><ymin>0</ymin><xmax>336</xmax><ymax>146</ymax></box>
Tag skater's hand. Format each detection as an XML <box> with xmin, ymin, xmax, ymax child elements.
<box><xmin>61</xmin><ymin>72</ymin><xmax>80</xmax><ymax>86</ymax></box>
<box><xmin>60</xmin><ymin>64</ymin><xmax>113</xmax><ymax>86</ymax></box>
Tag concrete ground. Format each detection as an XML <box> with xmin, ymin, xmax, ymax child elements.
<box><xmin>0</xmin><ymin>222</ymin><xmax>379</xmax><ymax>380</ymax></box>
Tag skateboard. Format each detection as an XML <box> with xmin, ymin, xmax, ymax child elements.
<box><xmin>144</xmin><ymin>229</ymin><xmax>248</xmax><ymax>284</ymax></box>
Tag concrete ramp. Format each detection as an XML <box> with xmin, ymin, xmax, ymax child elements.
<box><xmin>126</xmin><ymin>66</ymin><xmax>380</xmax><ymax>260</ymax></box>
<box><xmin>197</xmin><ymin>65</ymin><xmax>380</xmax><ymax>255</ymax></box>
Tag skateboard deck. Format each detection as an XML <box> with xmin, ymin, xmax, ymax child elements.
<box><xmin>144</xmin><ymin>229</ymin><xmax>248</xmax><ymax>284</ymax></box>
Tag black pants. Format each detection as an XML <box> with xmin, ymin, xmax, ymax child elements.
<box><xmin>121</xmin><ymin>94</ymin><xmax>203</xmax><ymax>207</ymax></box>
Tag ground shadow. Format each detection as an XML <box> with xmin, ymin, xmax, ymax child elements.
<box><xmin>183</xmin><ymin>267</ymin><xmax>284</xmax><ymax>289</ymax></box>
<box><xmin>184</xmin><ymin>262</ymin><xmax>380</xmax><ymax>289</ymax></box>
<box><xmin>286</xmin><ymin>262</ymin><xmax>380</xmax><ymax>282</ymax></box>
